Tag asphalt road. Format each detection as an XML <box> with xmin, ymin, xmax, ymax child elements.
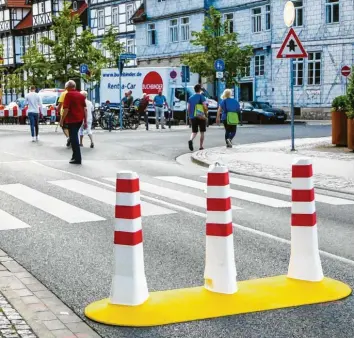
<box><xmin>0</xmin><ymin>123</ymin><xmax>353</xmax><ymax>338</ymax></box>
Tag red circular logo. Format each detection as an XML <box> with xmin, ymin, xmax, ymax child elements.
<box><xmin>341</xmin><ymin>66</ymin><xmax>351</xmax><ymax>77</ymax></box>
<box><xmin>142</xmin><ymin>71</ymin><xmax>163</xmax><ymax>95</ymax></box>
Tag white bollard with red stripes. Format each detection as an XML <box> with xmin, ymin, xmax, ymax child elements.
<box><xmin>288</xmin><ymin>158</ymin><xmax>324</xmax><ymax>282</ymax></box>
<box><xmin>204</xmin><ymin>163</ymin><xmax>237</xmax><ymax>294</ymax></box>
<box><xmin>109</xmin><ymin>171</ymin><xmax>149</xmax><ymax>306</ymax></box>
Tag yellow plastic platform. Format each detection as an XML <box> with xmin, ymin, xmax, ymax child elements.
<box><xmin>85</xmin><ymin>275</ymin><xmax>351</xmax><ymax>327</ymax></box>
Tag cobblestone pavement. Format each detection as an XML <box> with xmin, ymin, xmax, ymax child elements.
<box><xmin>0</xmin><ymin>294</ymin><xmax>36</xmax><ymax>338</ymax></box>
<box><xmin>0</xmin><ymin>250</ymin><xmax>101</xmax><ymax>338</ymax></box>
<box><xmin>192</xmin><ymin>137</ymin><xmax>354</xmax><ymax>195</ymax></box>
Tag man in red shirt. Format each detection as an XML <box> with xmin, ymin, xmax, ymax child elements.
<box><xmin>60</xmin><ymin>80</ymin><xmax>86</xmax><ymax>164</ymax></box>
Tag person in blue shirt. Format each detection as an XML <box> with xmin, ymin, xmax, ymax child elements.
<box><xmin>188</xmin><ymin>84</ymin><xmax>208</xmax><ymax>151</ymax></box>
<box><xmin>216</xmin><ymin>89</ymin><xmax>241</xmax><ymax>148</ymax></box>
<box><xmin>153</xmin><ymin>90</ymin><xmax>169</xmax><ymax>129</ymax></box>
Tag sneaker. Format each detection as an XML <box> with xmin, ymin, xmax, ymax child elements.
<box><xmin>226</xmin><ymin>139</ymin><xmax>233</xmax><ymax>148</ymax></box>
<box><xmin>199</xmin><ymin>147</ymin><xmax>204</xmax><ymax>150</ymax></box>
<box><xmin>32</xmin><ymin>137</ymin><xmax>35</xmax><ymax>142</ymax></box>
<box><xmin>188</xmin><ymin>140</ymin><xmax>194</xmax><ymax>151</ymax></box>
<box><xmin>66</xmin><ymin>139</ymin><xmax>71</xmax><ymax>147</ymax></box>
<box><xmin>90</xmin><ymin>143</ymin><xmax>94</xmax><ymax>149</ymax></box>
<box><xmin>36</xmin><ymin>136</ymin><xmax>39</xmax><ymax>142</ymax></box>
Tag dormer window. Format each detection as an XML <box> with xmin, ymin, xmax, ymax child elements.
<box><xmin>73</xmin><ymin>1</ymin><xmax>78</xmax><ymax>11</ymax></box>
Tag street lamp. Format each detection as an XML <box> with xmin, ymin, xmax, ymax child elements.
<box><xmin>284</xmin><ymin>1</ymin><xmax>295</xmax><ymax>28</ymax></box>
<box><xmin>284</xmin><ymin>1</ymin><xmax>296</xmax><ymax>151</ymax></box>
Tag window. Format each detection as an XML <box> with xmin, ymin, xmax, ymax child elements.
<box><xmin>126</xmin><ymin>4</ymin><xmax>134</xmax><ymax>23</ymax></box>
<box><xmin>293</xmin><ymin>1</ymin><xmax>303</xmax><ymax>27</ymax></box>
<box><xmin>42</xmin><ymin>31</ymin><xmax>48</xmax><ymax>54</ymax></box>
<box><xmin>24</xmin><ymin>35</ymin><xmax>30</xmax><ymax>50</ymax></box>
<box><xmin>293</xmin><ymin>58</ymin><xmax>304</xmax><ymax>86</ymax></box>
<box><xmin>98</xmin><ymin>10</ymin><xmax>104</xmax><ymax>29</ymax></box>
<box><xmin>39</xmin><ymin>1</ymin><xmax>44</xmax><ymax>14</ymax></box>
<box><xmin>157</xmin><ymin>0</ymin><xmax>165</xmax><ymax>2</ymax></box>
<box><xmin>147</xmin><ymin>23</ymin><xmax>156</xmax><ymax>45</ymax></box>
<box><xmin>242</xmin><ymin>59</ymin><xmax>251</xmax><ymax>77</ymax></box>
<box><xmin>224</xmin><ymin>13</ymin><xmax>234</xmax><ymax>33</ymax></box>
<box><xmin>308</xmin><ymin>52</ymin><xmax>321</xmax><ymax>85</ymax></box>
<box><xmin>252</xmin><ymin>8</ymin><xmax>262</xmax><ymax>33</ymax></box>
<box><xmin>254</xmin><ymin>55</ymin><xmax>265</xmax><ymax>76</ymax></box>
<box><xmin>7</xmin><ymin>37</ymin><xmax>12</xmax><ymax>58</ymax></box>
<box><xmin>73</xmin><ymin>1</ymin><xmax>78</xmax><ymax>11</ymax></box>
<box><xmin>11</xmin><ymin>9</ymin><xmax>17</xmax><ymax>21</ymax></box>
<box><xmin>326</xmin><ymin>0</ymin><xmax>339</xmax><ymax>23</ymax></box>
<box><xmin>112</xmin><ymin>7</ymin><xmax>118</xmax><ymax>26</ymax></box>
<box><xmin>265</xmin><ymin>5</ymin><xmax>271</xmax><ymax>30</ymax></box>
<box><xmin>181</xmin><ymin>17</ymin><xmax>190</xmax><ymax>41</ymax></box>
<box><xmin>126</xmin><ymin>39</ymin><xmax>134</xmax><ymax>53</ymax></box>
<box><xmin>169</xmin><ymin>19</ymin><xmax>178</xmax><ymax>42</ymax></box>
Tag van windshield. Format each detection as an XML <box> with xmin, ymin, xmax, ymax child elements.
<box><xmin>176</xmin><ymin>87</ymin><xmax>212</xmax><ymax>101</ymax></box>
<box><xmin>39</xmin><ymin>94</ymin><xmax>56</xmax><ymax>105</ymax></box>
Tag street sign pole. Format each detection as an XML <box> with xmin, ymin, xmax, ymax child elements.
<box><xmin>119</xmin><ymin>54</ymin><xmax>123</xmax><ymax>130</ymax></box>
<box><xmin>290</xmin><ymin>58</ymin><xmax>295</xmax><ymax>152</ymax></box>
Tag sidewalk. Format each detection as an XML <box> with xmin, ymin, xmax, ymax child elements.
<box><xmin>192</xmin><ymin>137</ymin><xmax>354</xmax><ymax>195</ymax></box>
<box><xmin>0</xmin><ymin>249</ymin><xmax>100</xmax><ymax>338</ymax></box>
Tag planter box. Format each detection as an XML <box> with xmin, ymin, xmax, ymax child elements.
<box><xmin>347</xmin><ymin>119</ymin><xmax>354</xmax><ymax>151</ymax></box>
<box><xmin>332</xmin><ymin>111</ymin><xmax>347</xmax><ymax>146</ymax></box>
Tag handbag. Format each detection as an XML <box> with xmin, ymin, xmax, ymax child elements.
<box><xmin>225</xmin><ymin>99</ymin><xmax>239</xmax><ymax>125</ymax></box>
<box><xmin>194</xmin><ymin>95</ymin><xmax>206</xmax><ymax>120</ymax></box>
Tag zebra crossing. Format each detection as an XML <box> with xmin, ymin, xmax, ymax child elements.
<box><xmin>0</xmin><ymin>175</ymin><xmax>353</xmax><ymax>231</ymax></box>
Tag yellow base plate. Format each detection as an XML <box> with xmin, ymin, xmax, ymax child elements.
<box><xmin>85</xmin><ymin>275</ymin><xmax>351</xmax><ymax>327</ymax></box>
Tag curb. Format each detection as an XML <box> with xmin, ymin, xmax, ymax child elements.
<box><xmin>191</xmin><ymin>154</ymin><xmax>354</xmax><ymax>197</ymax></box>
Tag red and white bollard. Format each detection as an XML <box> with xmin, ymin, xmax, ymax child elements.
<box><xmin>110</xmin><ymin>171</ymin><xmax>149</xmax><ymax>306</ymax></box>
<box><xmin>288</xmin><ymin>158</ymin><xmax>324</xmax><ymax>282</ymax></box>
<box><xmin>204</xmin><ymin>163</ymin><xmax>237</xmax><ymax>294</ymax></box>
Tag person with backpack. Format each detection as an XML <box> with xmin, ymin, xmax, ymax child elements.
<box><xmin>216</xmin><ymin>89</ymin><xmax>241</xmax><ymax>148</ymax></box>
<box><xmin>188</xmin><ymin>84</ymin><xmax>208</xmax><ymax>151</ymax></box>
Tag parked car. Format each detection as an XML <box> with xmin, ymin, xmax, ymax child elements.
<box><xmin>38</xmin><ymin>88</ymin><xmax>65</xmax><ymax>123</ymax></box>
<box><xmin>240</xmin><ymin>101</ymin><xmax>287</xmax><ymax>124</ymax></box>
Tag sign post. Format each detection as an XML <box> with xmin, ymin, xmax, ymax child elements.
<box><xmin>341</xmin><ymin>65</ymin><xmax>351</xmax><ymax>94</ymax></box>
<box><xmin>214</xmin><ymin>59</ymin><xmax>225</xmax><ymax>104</ymax></box>
<box><xmin>118</xmin><ymin>53</ymin><xmax>137</xmax><ymax>129</ymax></box>
<box><xmin>181</xmin><ymin>65</ymin><xmax>190</xmax><ymax>125</ymax></box>
<box><xmin>277</xmin><ymin>2</ymin><xmax>307</xmax><ymax>152</ymax></box>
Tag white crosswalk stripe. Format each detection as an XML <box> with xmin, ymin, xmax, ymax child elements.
<box><xmin>0</xmin><ymin>183</ymin><xmax>105</xmax><ymax>224</ymax></box>
<box><xmin>0</xmin><ymin>209</ymin><xmax>30</xmax><ymax>231</ymax></box>
<box><xmin>203</xmin><ymin>176</ymin><xmax>354</xmax><ymax>206</ymax></box>
<box><xmin>157</xmin><ymin>176</ymin><xmax>291</xmax><ymax>208</ymax></box>
<box><xmin>103</xmin><ymin>178</ymin><xmax>241</xmax><ymax>210</ymax></box>
<box><xmin>49</xmin><ymin>179</ymin><xmax>176</xmax><ymax>217</ymax></box>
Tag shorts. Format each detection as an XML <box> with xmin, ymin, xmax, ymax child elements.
<box><xmin>79</xmin><ymin>121</ymin><xmax>92</xmax><ymax>136</ymax></box>
<box><xmin>191</xmin><ymin>118</ymin><xmax>206</xmax><ymax>133</ymax></box>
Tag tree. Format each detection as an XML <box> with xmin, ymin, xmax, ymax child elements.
<box><xmin>101</xmin><ymin>27</ymin><xmax>125</xmax><ymax>68</ymax></box>
<box><xmin>181</xmin><ymin>7</ymin><xmax>253</xmax><ymax>88</ymax></box>
<box><xmin>40</xmin><ymin>1</ymin><xmax>84</xmax><ymax>85</ymax></box>
<box><xmin>346</xmin><ymin>66</ymin><xmax>354</xmax><ymax>119</ymax></box>
<box><xmin>17</xmin><ymin>45</ymin><xmax>53</xmax><ymax>89</ymax></box>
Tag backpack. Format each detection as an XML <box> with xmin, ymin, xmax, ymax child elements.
<box><xmin>194</xmin><ymin>94</ymin><xmax>206</xmax><ymax>120</ymax></box>
<box><xmin>224</xmin><ymin>99</ymin><xmax>239</xmax><ymax>125</ymax></box>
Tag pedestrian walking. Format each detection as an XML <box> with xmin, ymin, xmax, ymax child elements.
<box><xmin>60</xmin><ymin>80</ymin><xmax>86</xmax><ymax>165</ymax></box>
<box><xmin>25</xmin><ymin>85</ymin><xmax>42</xmax><ymax>142</ymax></box>
<box><xmin>153</xmin><ymin>90</ymin><xmax>169</xmax><ymax>129</ymax></box>
<box><xmin>79</xmin><ymin>91</ymin><xmax>94</xmax><ymax>149</ymax></box>
<box><xmin>188</xmin><ymin>84</ymin><xmax>208</xmax><ymax>151</ymax></box>
<box><xmin>138</xmin><ymin>93</ymin><xmax>150</xmax><ymax>130</ymax></box>
<box><xmin>57</xmin><ymin>86</ymin><xmax>70</xmax><ymax>147</ymax></box>
<box><xmin>216</xmin><ymin>89</ymin><xmax>241</xmax><ymax>148</ymax></box>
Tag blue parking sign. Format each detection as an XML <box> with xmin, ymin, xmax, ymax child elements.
<box><xmin>214</xmin><ymin>59</ymin><xmax>225</xmax><ymax>72</ymax></box>
<box><xmin>80</xmin><ymin>64</ymin><xmax>88</xmax><ymax>74</ymax></box>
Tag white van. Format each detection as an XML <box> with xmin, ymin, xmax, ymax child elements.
<box><xmin>100</xmin><ymin>67</ymin><xmax>218</xmax><ymax>124</ymax></box>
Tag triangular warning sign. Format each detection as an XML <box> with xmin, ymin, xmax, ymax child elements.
<box><xmin>277</xmin><ymin>28</ymin><xmax>308</xmax><ymax>59</ymax></box>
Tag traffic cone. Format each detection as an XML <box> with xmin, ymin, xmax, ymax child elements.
<box><xmin>288</xmin><ymin>158</ymin><xmax>324</xmax><ymax>282</ymax></box>
<box><xmin>204</xmin><ymin>162</ymin><xmax>237</xmax><ymax>294</ymax></box>
<box><xmin>110</xmin><ymin>171</ymin><xmax>149</xmax><ymax>306</ymax></box>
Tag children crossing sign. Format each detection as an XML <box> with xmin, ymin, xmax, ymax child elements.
<box><xmin>277</xmin><ymin>28</ymin><xmax>307</xmax><ymax>59</ymax></box>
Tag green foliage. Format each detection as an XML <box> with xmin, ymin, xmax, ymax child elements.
<box><xmin>181</xmin><ymin>6</ymin><xmax>253</xmax><ymax>87</ymax></box>
<box><xmin>331</xmin><ymin>95</ymin><xmax>348</xmax><ymax>112</ymax></box>
<box><xmin>346</xmin><ymin>66</ymin><xmax>354</xmax><ymax>119</ymax></box>
<box><xmin>101</xmin><ymin>27</ymin><xmax>125</xmax><ymax>68</ymax></box>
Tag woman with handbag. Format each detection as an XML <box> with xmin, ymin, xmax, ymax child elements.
<box><xmin>216</xmin><ymin>89</ymin><xmax>241</xmax><ymax>148</ymax></box>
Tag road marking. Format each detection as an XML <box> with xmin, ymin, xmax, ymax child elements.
<box><xmin>30</xmin><ymin>161</ymin><xmax>354</xmax><ymax>266</ymax></box>
<box><xmin>49</xmin><ymin>179</ymin><xmax>176</xmax><ymax>217</ymax></box>
<box><xmin>202</xmin><ymin>176</ymin><xmax>354</xmax><ymax>206</ymax></box>
<box><xmin>0</xmin><ymin>183</ymin><xmax>105</xmax><ymax>224</ymax></box>
<box><xmin>103</xmin><ymin>178</ymin><xmax>242</xmax><ymax>210</ymax></box>
<box><xmin>157</xmin><ymin>176</ymin><xmax>291</xmax><ymax>208</ymax></box>
<box><xmin>0</xmin><ymin>210</ymin><xmax>30</xmax><ymax>231</ymax></box>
